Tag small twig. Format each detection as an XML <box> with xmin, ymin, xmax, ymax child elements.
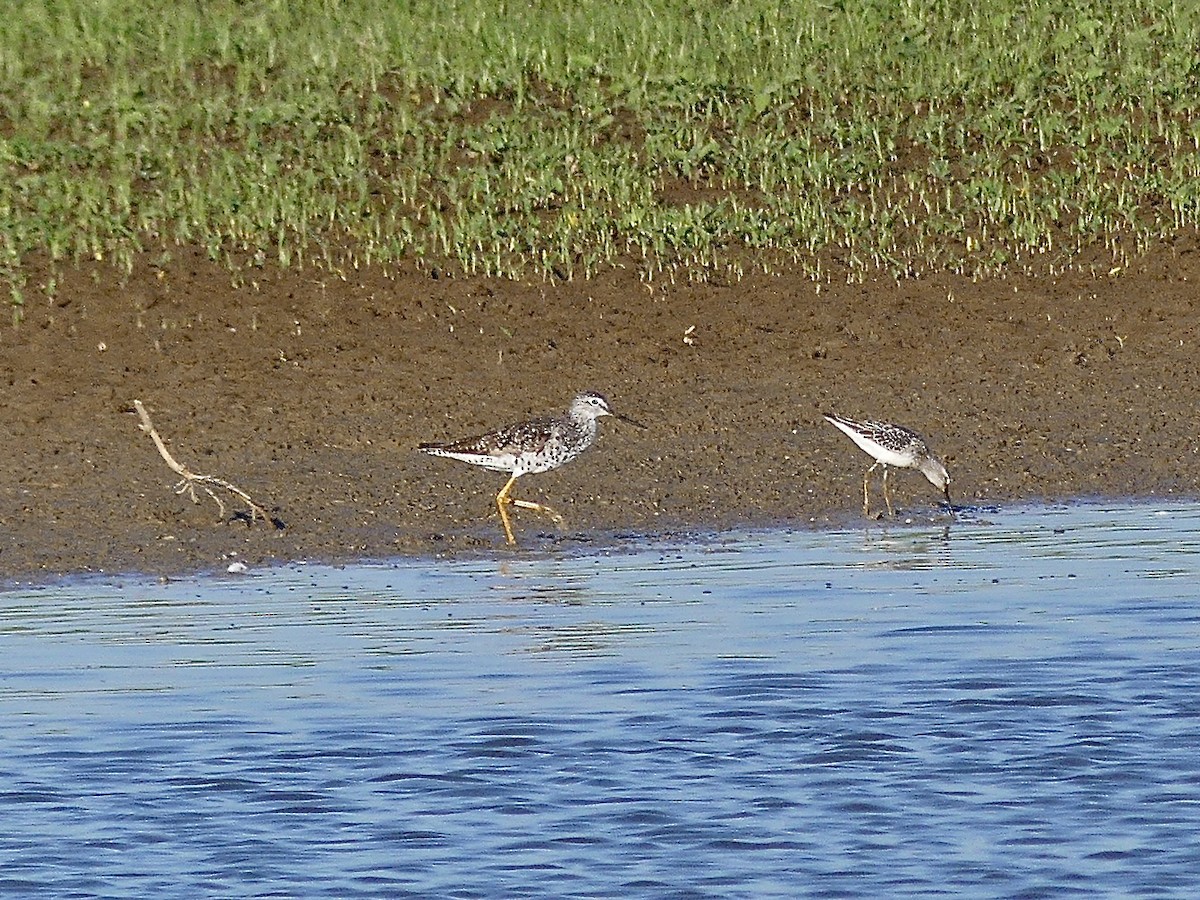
<box><xmin>133</xmin><ymin>399</ymin><xmax>271</xmax><ymax>524</ymax></box>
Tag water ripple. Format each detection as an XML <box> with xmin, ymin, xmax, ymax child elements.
<box><xmin>2</xmin><ymin>502</ymin><xmax>1200</xmax><ymax>896</ymax></box>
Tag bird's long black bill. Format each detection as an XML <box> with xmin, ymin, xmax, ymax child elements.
<box><xmin>942</xmin><ymin>486</ymin><xmax>957</xmax><ymax>516</ymax></box>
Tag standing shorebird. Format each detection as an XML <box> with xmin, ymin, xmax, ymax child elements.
<box><xmin>823</xmin><ymin>412</ymin><xmax>951</xmax><ymax>517</ymax></box>
<box><xmin>419</xmin><ymin>391</ymin><xmax>644</xmax><ymax>545</ymax></box>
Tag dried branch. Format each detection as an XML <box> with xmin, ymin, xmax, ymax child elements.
<box><xmin>133</xmin><ymin>399</ymin><xmax>271</xmax><ymax>524</ymax></box>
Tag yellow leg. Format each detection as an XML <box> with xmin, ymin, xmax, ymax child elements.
<box><xmin>511</xmin><ymin>498</ymin><xmax>565</xmax><ymax>526</ymax></box>
<box><xmin>882</xmin><ymin>465</ymin><xmax>895</xmax><ymax>516</ymax></box>
<box><xmin>495</xmin><ymin>474</ymin><xmax>565</xmax><ymax>546</ymax></box>
<box><xmin>863</xmin><ymin>461</ymin><xmax>879</xmax><ymax>516</ymax></box>
<box><xmin>495</xmin><ymin>472</ymin><xmax>520</xmax><ymax>546</ymax></box>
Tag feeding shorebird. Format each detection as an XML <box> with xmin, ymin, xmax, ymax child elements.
<box><xmin>419</xmin><ymin>391</ymin><xmax>644</xmax><ymax>545</ymax></box>
<box><xmin>823</xmin><ymin>412</ymin><xmax>951</xmax><ymax>516</ymax></box>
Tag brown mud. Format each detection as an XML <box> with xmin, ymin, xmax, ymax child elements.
<box><xmin>4</xmin><ymin>242</ymin><xmax>1200</xmax><ymax>582</ymax></box>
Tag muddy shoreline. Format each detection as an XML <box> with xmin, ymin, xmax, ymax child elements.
<box><xmin>3</xmin><ymin>246</ymin><xmax>1199</xmax><ymax>582</ymax></box>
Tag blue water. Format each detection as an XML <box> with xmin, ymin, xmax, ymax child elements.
<box><xmin>3</xmin><ymin>503</ymin><xmax>1200</xmax><ymax>897</ymax></box>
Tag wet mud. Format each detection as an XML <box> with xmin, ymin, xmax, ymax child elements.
<box><xmin>4</xmin><ymin>244</ymin><xmax>1200</xmax><ymax>581</ymax></box>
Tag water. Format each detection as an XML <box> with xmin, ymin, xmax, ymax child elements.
<box><xmin>3</xmin><ymin>502</ymin><xmax>1200</xmax><ymax>898</ymax></box>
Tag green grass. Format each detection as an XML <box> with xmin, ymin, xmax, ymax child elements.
<box><xmin>3</xmin><ymin>0</ymin><xmax>1200</xmax><ymax>316</ymax></box>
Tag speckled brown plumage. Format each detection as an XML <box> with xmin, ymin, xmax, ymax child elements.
<box><xmin>420</xmin><ymin>391</ymin><xmax>643</xmax><ymax>545</ymax></box>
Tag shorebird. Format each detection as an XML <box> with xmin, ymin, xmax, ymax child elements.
<box><xmin>823</xmin><ymin>412</ymin><xmax>951</xmax><ymax>516</ymax></box>
<box><xmin>419</xmin><ymin>391</ymin><xmax>644</xmax><ymax>545</ymax></box>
